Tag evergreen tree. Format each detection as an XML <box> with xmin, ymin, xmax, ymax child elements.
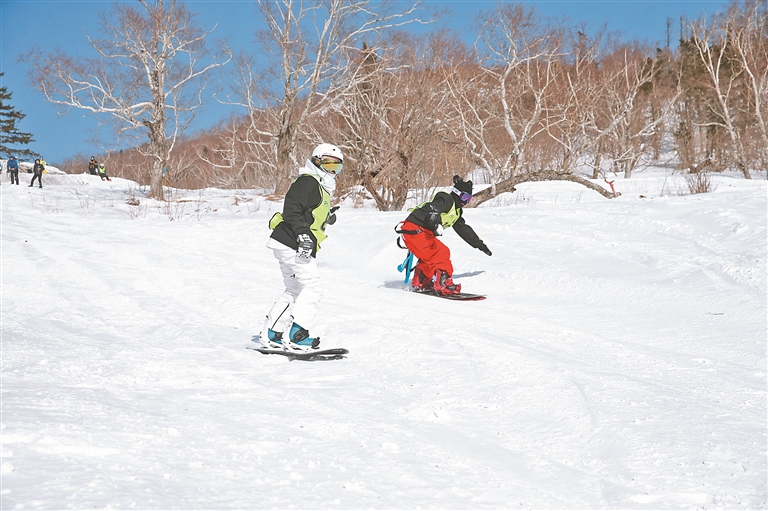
<box><xmin>0</xmin><ymin>73</ymin><xmax>35</xmax><ymax>159</ymax></box>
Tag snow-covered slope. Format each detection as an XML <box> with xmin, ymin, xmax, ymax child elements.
<box><xmin>2</xmin><ymin>171</ymin><xmax>766</xmax><ymax>509</ymax></box>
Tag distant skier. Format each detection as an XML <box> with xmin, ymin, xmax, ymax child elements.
<box><xmin>397</xmin><ymin>175</ymin><xmax>492</xmax><ymax>295</ymax></box>
<box><xmin>29</xmin><ymin>158</ymin><xmax>43</xmax><ymax>188</ymax></box>
<box><xmin>88</xmin><ymin>156</ymin><xmax>98</xmax><ymax>175</ymax></box>
<box><xmin>7</xmin><ymin>156</ymin><xmax>19</xmax><ymax>185</ymax></box>
<box><xmin>97</xmin><ymin>163</ymin><xmax>111</xmax><ymax>181</ymax></box>
<box><xmin>261</xmin><ymin>143</ymin><xmax>343</xmax><ymax>352</ymax></box>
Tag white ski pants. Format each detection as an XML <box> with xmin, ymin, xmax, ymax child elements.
<box><xmin>265</xmin><ymin>237</ymin><xmax>323</xmax><ymax>334</ymax></box>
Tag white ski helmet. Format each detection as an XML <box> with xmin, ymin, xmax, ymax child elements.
<box><xmin>312</xmin><ymin>143</ymin><xmax>343</xmax><ymax>161</ymax></box>
<box><xmin>311</xmin><ymin>143</ymin><xmax>344</xmax><ymax>175</ymax></box>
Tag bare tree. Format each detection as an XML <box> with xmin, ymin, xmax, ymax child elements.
<box><xmin>553</xmin><ymin>40</ymin><xmax>659</xmax><ymax>179</ymax></box>
<box><xmin>728</xmin><ymin>0</ymin><xmax>768</xmax><ymax>168</ymax></box>
<box><xmin>338</xmin><ymin>32</ymin><xmax>464</xmax><ymax>210</ymax></box>
<box><xmin>604</xmin><ymin>69</ymin><xmax>677</xmax><ymax>179</ymax></box>
<box><xmin>21</xmin><ymin>0</ymin><xmax>231</xmax><ymax>199</ymax></box>
<box><xmin>600</xmin><ymin>46</ymin><xmax>659</xmax><ymax>179</ymax></box>
<box><xmin>448</xmin><ymin>4</ymin><xmax>616</xmax><ymax>205</ymax></box>
<box><xmin>224</xmin><ymin>0</ymin><xmax>426</xmax><ymax>195</ymax></box>
<box><xmin>195</xmin><ymin>113</ymin><xmax>279</xmax><ymax>190</ymax></box>
<box><xmin>447</xmin><ymin>4</ymin><xmax>561</xmax><ymax>189</ymax></box>
<box><xmin>690</xmin><ymin>13</ymin><xmax>751</xmax><ymax>178</ymax></box>
<box><xmin>216</xmin><ymin>52</ymin><xmax>280</xmax><ymax>189</ymax></box>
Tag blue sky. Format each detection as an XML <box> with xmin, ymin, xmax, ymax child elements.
<box><xmin>2</xmin><ymin>0</ymin><xmax>728</xmax><ymax>164</ymax></box>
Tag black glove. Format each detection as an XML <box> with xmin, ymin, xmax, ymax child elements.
<box><xmin>326</xmin><ymin>206</ymin><xmax>340</xmax><ymax>226</ymax></box>
<box><xmin>295</xmin><ymin>233</ymin><xmax>313</xmax><ymax>264</ymax></box>
<box><xmin>477</xmin><ymin>242</ymin><xmax>492</xmax><ymax>256</ymax></box>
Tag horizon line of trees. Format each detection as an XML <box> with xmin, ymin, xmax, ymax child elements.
<box><xmin>27</xmin><ymin>0</ymin><xmax>766</xmax><ymax>209</ymax></box>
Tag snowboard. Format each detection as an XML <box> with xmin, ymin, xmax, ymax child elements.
<box><xmin>412</xmin><ymin>288</ymin><xmax>486</xmax><ymax>301</ymax></box>
<box><xmin>247</xmin><ymin>341</ymin><xmax>348</xmax><ymax>360</ymax></box>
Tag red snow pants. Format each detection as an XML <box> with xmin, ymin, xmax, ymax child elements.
<box><xmin>400</xmin><ymin>220</ymin><xmax>453</xmax><ymax>281</ymax></box>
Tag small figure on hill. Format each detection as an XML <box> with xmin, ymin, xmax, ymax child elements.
<box><xmin>97</xmin><ymin>163</ymin><xmax>111</xmax><ymax>181</ymax></box>
<box><xmin>29</xmin><ymin>158</ymin><xmax>43</xmax><ymax>188</ymax></box>
<box><xmin>88</xmin><ymin>156</ymin><xmax>98</xmax><ymax>175</ymax></box>
<box><xmin>397</xmin><ymin>175</ymin><xmax>492</xmax><ymax>295</ymax></box>
<box><xmin>7</xmin><ymin>156</ymin><xmax>19</xmax><ymax>185</ymax></box>
<box><xmin>38</xmin><ymin>156</ymin><xmax>46</xmax><ymax>174</ymax></box>
<box><xmin>261</xmin><ymin>143</ymin><xmax>343</xmax><ymax>353</ymax></box>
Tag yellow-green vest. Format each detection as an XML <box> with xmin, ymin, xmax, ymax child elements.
<box><xmin>412</xmin><ymin>192</ymin><xmax>461</xmax><ymax>228</ymax></box>
<box><xmin>269</xmin><ymin>175</ymin><xmax>332</xmax><ymax>251</ymax></box>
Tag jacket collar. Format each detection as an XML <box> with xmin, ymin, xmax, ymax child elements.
<box><xmin>300</xmin><ymin>160</ymin><xmax>336</xmax><ymax>194</ymax></box>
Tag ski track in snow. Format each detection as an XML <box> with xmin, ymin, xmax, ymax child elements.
<box><xmin>1</xmin><ymin>172</ymin><xmax>766</xmax><ymax>509</ymax></box>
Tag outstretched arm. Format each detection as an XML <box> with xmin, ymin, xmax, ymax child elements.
<box><xmin>453</xmin><ymin>217</ymin><xmax>492</xmax><ymax>256</ymax></box>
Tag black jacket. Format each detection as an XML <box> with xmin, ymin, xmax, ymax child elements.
<box><xmin>406</xmin><ymin>191</ymin><xmax>484</xmax><ymax>249</ymax></box>
<box><xmin>33</xmin><ymin>163</ymin><xmax>44</xmax><ymax>175</ymax></box>
<box><xmin>271</xmin><ymin>174</ymin><xmax>324</xmax><ymax>257</ymax></box>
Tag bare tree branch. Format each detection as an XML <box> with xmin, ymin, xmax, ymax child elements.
<box><xmin>221</xmin><ymin>0</ymin><xmax>428</xmax><ymax>194</ymax></box>
<box><xmin>21</xmin><ymin>0</ymin><xmax>232</xmax><ymax>199</ymax></box>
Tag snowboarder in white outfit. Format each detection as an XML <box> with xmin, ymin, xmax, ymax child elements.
<box><xmin>261</xmin><ymin>143</ymin><xmax>343</xmax><ymax>352</ymax></box>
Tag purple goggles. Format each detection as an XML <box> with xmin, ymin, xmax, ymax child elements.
<box><xmin>454</xmin><ymin>189</ymin><xmax>472</xmax><ymax>204</ymax></box>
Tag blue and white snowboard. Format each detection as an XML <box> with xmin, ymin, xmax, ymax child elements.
<box><xmin>248</xmin><ymin>336</ymin><xmax>348</xmax><ymax>360</ymax></box>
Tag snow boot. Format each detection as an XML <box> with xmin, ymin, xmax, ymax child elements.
<box><xmin>285</xmin><ymin>323</ymin><xmax>320</xmax><ymax>352</ymax></box>
<box><xmin>432</xmin><ymin>270</ymin><xmax>461</xmax><ymax>296</ymax></box>
<box><xmin>411</xmin><ymin>266</ymin><xmax>433</xmax><ymax>291</ymax></box>
<box><xmin>260</xmin><ymin>328</ymin><xmax>284</xmax><ymax>349</ymax></box>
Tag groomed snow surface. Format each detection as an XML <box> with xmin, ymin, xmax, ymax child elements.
<box><xmin>2</xmin><ymin>170</ymin><xmax>766</xmax><ymax>509</ymax></box>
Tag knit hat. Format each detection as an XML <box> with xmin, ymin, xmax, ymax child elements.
<box><xmin>451</xmin><ymin>175</ymin><xmax>473</xmax><ymax>204</ymax></box>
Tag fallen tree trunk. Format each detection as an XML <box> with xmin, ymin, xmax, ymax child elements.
<box><xmin>470</xmin><ymin>170</ymin><xmax>620</xmax><ymax>207</ymax></box>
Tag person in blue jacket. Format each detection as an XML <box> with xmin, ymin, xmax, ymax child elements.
<box><xmin>7</xmin><ymin>156</ymin><xmax>19</xmax><ymax>185</ymax></box>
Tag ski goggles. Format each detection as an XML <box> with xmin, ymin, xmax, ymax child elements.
<box><xmin>452</xmin><ymin>185</ymin><xmax>472</xmax><ymax>203</ymax></box>
<box><xmin>313</xmin><ymin>156</ymin><xmax>343</xmax><ymax>174</ymax></box>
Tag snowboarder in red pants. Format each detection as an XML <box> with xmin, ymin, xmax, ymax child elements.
<box><xmin>398</xmin><ymin>175</ymin><xmax>492</xmax><ymax>295</ymax></box>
